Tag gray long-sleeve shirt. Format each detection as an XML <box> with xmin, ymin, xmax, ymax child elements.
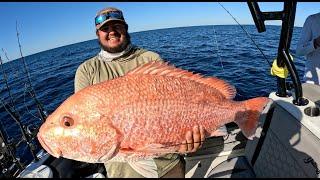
<box><xmin>74</xmin><ymin>46</ymin><xmax>181</xmax><ymax>178</ymax></box>
<box><xmin>296</xmin><ymin>12</ymin><xmax>320</xmax><ymax>85</ymax></box>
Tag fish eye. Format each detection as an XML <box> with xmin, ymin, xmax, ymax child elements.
<box><xmin>61</xmin><ymin>116</ymin><xmax>74</xmax><ymax>127</ymax></box>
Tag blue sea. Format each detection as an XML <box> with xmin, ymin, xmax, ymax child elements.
<box><xmin>0</xmin><ymin>25</ymin><xmax>305</xmax><ymax>165</ymax></box>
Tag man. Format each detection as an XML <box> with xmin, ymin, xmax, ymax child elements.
<box><xmin>74</xmin><ymin>7</ymin><xmax>205</xmax><ymax>178</ymax></box>
<box><xmin>296</xmin><ymin>12</ymin><xmax>320</xmax><ymax>85</ymax></box>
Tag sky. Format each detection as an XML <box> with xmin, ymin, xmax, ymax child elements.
<box><xmin>0</xmin><ymin>2</ymin><xmax>319</xmax><ymax>61</ymax></box>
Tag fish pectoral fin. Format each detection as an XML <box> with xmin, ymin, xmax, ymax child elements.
<box><xmin>210</xmin><ymin>125</ymin><xmax>228</xmax><ymax>137</ymax></box>
<box><xmin>128</xmin><ymin>158</ymin><xmax>159</xmax><ymax>178</ymax></box>
<box><xmin>98</xmin><ymin>143</ymin><xmax>119</xmax><ymax>162</ymax></box>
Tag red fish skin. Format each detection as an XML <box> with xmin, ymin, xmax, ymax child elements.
<box><xmin>86</xmin><ymin>74</ymin><xmax>264</xmax><ymax>153</ymax></box>
<box><xmin>37</xmin><ymin>61</ymin><xmax>270</xmax><ymax>162</ymax></box>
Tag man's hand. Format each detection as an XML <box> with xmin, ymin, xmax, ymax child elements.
<box><xmin>178</xmin><ymin>125</ymin><xmax>205</xmax><ymax>154</ymax></box>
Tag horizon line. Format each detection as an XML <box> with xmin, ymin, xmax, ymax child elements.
<box><xmin>3</xmin><ymin>24</ymin><xmax>302</xmax><ymax>63</ymax></box>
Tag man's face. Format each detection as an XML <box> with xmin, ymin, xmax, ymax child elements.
<box><xmin>96</xmin><ymin>21</ymin><xmax>130</xmax><ymax>53</ymax></box>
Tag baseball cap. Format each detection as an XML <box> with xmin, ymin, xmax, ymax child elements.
<box><xmin>95</xmin><ymin>7</ymin><xmax>127</xmax><ymax>30</ymax></box>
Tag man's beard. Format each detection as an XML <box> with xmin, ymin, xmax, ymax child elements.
<box><xmin>99</xmin><ymin>32</ymin><xmax>131</xmax><ymax>53</ymax></box>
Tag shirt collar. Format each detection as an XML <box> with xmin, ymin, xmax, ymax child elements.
<box><xmin>98</xmin><ymin>44</ymin><xmax>133</xmax><ymax>62</ymax></box>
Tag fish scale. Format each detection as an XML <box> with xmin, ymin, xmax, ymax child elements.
<box><xmin>113</xmin><ymin>99</ymin><xmax>238</xmax><ymax>149</ymax></box>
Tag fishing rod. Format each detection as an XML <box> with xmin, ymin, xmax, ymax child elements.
<box><xmin>0</xmin><ymin>121</ymin><xmax>24</xmax><ymax>173</ymax></box>
<box><xmin>2</xmin><ymin>49</ymin><xmax>40</xmax><ymax>137</ymax></box>
<box><xmin>212</xmin><ymin>25</ymin><xmax>224</xmax><ymax>71</ymax></box>
<box><xmin>0</xmin><ymin>56</ymin><xmax>28</xmax><ymax>174</ymax></box>
<box><xmin>0</xmin><ymin>21</ymin><xmax>48</xmax><ymax>165</ymax></box>
<box><xmin>15</xmin><ymin>21</ymin><xmax>48</xmax><ymax>122</ymax></box>
<box><xmin>2</xmin><ymin>49</ymin><xmax>20</xmax><ymax>79</ymax></box>
<box><xmin>217</xmin><ymin>2</ymin><xmax>272</xmax><ymax>67</ymax></box>
<box><xmin>0</xmin><ymin>98</ymin><xmax>38</xmax><ymax>161</ymax></box>
<box><xmin>0</xmin><ymin>55</ymin><xmax>17</xmax><ymax>112</ymax></box>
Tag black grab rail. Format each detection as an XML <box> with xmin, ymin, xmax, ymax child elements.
<box><xmin>247</xmin><ymin>1</ymin><xmax>308</xmax><ymax>106</ymax></box>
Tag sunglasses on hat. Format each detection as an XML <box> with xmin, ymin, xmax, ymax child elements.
<box><xmin>95</xmin><ymin>11</ymin><xmax>125</xmax><ymax>26</ymax></box>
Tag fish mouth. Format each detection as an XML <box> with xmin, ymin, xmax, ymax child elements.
<box><xmin>37</xmin><ymin>134</ymin><xmax>62</xmax><ymax>158</ymax></box>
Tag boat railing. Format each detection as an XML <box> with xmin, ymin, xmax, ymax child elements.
<box><xmin>247</xmin><ymin>1</ymin><xmax>309</xmax><ymax>106</ymax></box>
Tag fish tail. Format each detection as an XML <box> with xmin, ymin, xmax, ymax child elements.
<box><xmin>235</xmin><ymin>97</ymin><xmax>270</xmax><ymax>140</ymax></box>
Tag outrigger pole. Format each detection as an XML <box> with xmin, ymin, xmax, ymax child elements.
<box><xmin>247</xmin><ymin>1</ymin><xmax>308</xmax><ymax>106</ymax></box>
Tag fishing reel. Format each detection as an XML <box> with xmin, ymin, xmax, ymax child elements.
<box><xmin>17</xmin><ymin>124</ymin><xmax>40</xmax><ymax>159</ymax></box>
<box><xmin>0</xmin><ymin>137</ymin><xmax>24</xmax><ymax>178</ymax></box>
<box><xmin>25</xmin><ymin>124</ymin><xmax>39</xmax><ymax>140</ymax></box>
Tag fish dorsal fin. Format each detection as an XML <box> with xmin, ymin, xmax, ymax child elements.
<box><xmin>128</xmin><ymin>61</ymin><xmax>236</xmax><ymax>99</ymax></box>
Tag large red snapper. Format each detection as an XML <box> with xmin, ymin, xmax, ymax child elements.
<box><xmin>37</xmin><ymin>61</ymin><xmax>270</xmax><ymax>166</ymax></box>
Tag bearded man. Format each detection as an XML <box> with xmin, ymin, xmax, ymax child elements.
<box><xmin>74</xmin><ymin>7</ymin><xmax>205</xmax><ymax>178</ymax></box>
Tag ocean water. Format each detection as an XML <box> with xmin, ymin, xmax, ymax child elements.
<box><xmin>0</xmin><ymin>25</ymin><xmax>305</xmax><ymax>164</ymax></box>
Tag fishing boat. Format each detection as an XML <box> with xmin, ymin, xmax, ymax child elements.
<box><xmin>0</xmin><ymin>1</ymin><xmax>319</xmax><ymax>178</ymax></box>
